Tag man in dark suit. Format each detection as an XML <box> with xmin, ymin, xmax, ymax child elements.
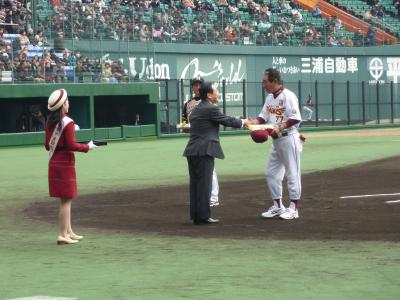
<box><xmin>183</xmin><ymin>82</ymin><xmax>250</xmax><ymax>225</ymax></box>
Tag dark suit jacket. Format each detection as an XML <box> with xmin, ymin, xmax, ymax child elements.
<box><xmin>183</xmin><ymin>100</ymin><xmax>243</xmax><ymax>159</ymax></box>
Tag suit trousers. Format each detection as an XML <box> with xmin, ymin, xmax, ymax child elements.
<box><xmin>187</xmin><ymin>155</ymin><xmax>214</xmax><ymax>221</ymax></box>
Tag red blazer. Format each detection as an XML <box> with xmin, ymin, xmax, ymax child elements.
<box><xmin>45</xmin><ymin>118</ymin><xmax>89</xmax><ymax>198</ymax></box>
<box><xmin>45</xmin><ymin>122</ymin><xmax>89</xmax><ymax>153</ymax></box>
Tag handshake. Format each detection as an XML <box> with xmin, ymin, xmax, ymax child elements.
<box><xmin>242</xmin><ymin>119</ymin><xmax>253</xmax><ymax>129</ymax></box>
<box><xmin>242</xmin><ymin>118</ymin><xmax>286</xmax><ymax>143</ymax></box>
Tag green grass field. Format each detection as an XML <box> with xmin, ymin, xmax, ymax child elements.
<box><xmin>1</xmin><ymin>129</ymin><xmax>400</xmax><ymax>300</ymax></box>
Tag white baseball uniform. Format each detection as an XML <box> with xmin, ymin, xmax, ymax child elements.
<box><xmin>303</xmin><ymin>105</ymin><xmax>313</xmax><ymax>121</ymax></box>
<box><xmin>258</xmin><ymin>87</ymin><xmax>303</xmax><ymax>201</ymax></box>
<box><xmin>210</xmin><ymin>169</ymin><xmax>219</xmax><ymax>205</ymax></box>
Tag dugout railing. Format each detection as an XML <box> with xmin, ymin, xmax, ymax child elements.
<box><xmin>158</xmin><ymin>79</ymin><xmax>400</xmax><ymax>135</ymax></box>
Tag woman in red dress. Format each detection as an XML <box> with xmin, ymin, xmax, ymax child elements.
<box><xmin>45</xmin><ymin>89</ymin><xmax>96</xmax><ymax>245</ymax></box>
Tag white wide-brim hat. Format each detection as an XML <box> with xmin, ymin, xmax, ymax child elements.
<box><xmin>48</xmin><ymin>89</ymin><xmax>67</xmax><ymax>111</ymax></box>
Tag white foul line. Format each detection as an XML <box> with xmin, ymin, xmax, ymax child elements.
<box><xmin>385</xmin><ymin>200</ymin><xmax>400</xmax><ymax>204</ymax></box>
<box><xmin>340</xmin><ymin>193</ymin><xmax>400</xmax><ymax>199</ymax></box>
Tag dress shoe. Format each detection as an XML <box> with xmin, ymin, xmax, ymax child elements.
<box><xmin>193</xmin><ymin>218</ymin><xmax>220</xmax><ymax>225</ymax></box>
<box><xmin>69</xmin><ymin>233</ymin><xmax>84</xmax><ymax>240</ymax></box>
<box><xmin>57</xmin><ymin>236</ymin><xmax>79</xmax><ymax>245</ymax></box>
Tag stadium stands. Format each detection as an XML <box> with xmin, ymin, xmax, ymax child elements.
<box><xmin>329</xmin><ymin>0</ymin><xmax>400</xmax><ymax>38</ymax></box>
<box><xmin>0</xmin><ymin>0</ymin><xmax>399</xmax><ymax>83</ymax></box>
<box><xmin>34</xmin><ymin>0</ymin><xmax>394</xmax><ymax>46</ymax></box>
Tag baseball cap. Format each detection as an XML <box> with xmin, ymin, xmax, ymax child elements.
<box><xmin>191</xmin><ymin>76</ymin><xmax>204</xmax><ymax>85</ymax></box>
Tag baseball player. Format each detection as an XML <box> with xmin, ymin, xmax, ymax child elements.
<box><xmin>249</xmin><ymin>68</ymin><xmax>303</xmax><ymax>219</ymax></box>
<box><xmin>182</xmin><ymin>76</ymin><xmax>220</xmax><ymax>207</ymax></box>
<box><xmin>302</xmin><ymin>94</ymin><xmax>313</xmax><ymax>121</ymax></box>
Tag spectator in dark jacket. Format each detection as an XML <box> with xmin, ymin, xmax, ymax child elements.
<box><xmin>53</xmin><ymin>31</ymin><xmax>65</xmax><ymax>52</ymax></box>
<box><xmin>367</xmin><ymin>26</ymin><xmax>376</xmax><ymax>45</ymax></box>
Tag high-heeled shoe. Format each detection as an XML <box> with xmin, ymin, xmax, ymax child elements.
<box><xmin>69</xmin><ymin>233</ymin><xmax>83</xmax><ymax>241</ymax></box>
<box><xmin>57</xmin><ymin>236</ymin><xmax>79</xmax><ymax>245</ymax></box>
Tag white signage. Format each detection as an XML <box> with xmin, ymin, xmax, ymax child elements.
<box><xmin>272</xmin><ymin>56</ymin><xmax>300</xmax><ymax>74</ymax></box>
<box><xmin>129</xmin><ymin>57</ymin><xmax>171</xmax><ymax>80</ymax></box>
<box><xmin>368</xmin><ymin>57</ymin><xmax>400</xmax><ymax>84</ymax></box>
<box><xmin>179</xmin><ymin>57</ymin><xmax>246</xmax><ymax>102</ymax></box>
<box><xmin>301</xmin><ymin>57</ymin><xmax>358</xmax><ymax>74</ymax></box>
<box><xmin>387</xmin><ymin>57</ymin><xmax>400</xmax><ymax>84</ymax></box>
<box><xmin>369</xmin><ymin>57</ymin><xmax>384</xmax><ymax>83</ymax></box>
<box><xmin>179</xmin><ymin>58</ymin><xmax>245</xmax><ymax>86</ymax></box>
<box><xmin>272</xmin><ymin>56</ymin><xmax>359</xmax><ymax>75</ymax></box>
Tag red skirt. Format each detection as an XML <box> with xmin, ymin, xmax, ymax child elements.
<box><xmin>48</xmin><ymin>151</ymin><xmax>78</xmax><ymax>199</ymax></box>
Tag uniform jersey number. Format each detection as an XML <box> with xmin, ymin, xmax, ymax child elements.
<box><xmin>275</xmin><ymin>116</ymin><xmax>284</xmax><ymax>123</ymax></box>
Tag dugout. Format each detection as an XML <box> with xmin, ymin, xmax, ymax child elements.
<box><xmin>94</xmin><ymin>95</ymin><xmax>157</xmax><ymax>128</ymax></box>
<box><xmin>0</xmin><ymin>83</ymin><xmax>160</xmax><ymax>146</ymax></box>
<box><xmin>0</xmin><ymin>96</ymin><xmax>90</xmax><ymax>134</ymax></box>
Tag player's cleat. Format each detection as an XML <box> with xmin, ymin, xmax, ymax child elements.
<box><xmin>261</xmin><ymin>205</ymin><xmax>286</xmax><ymax>218</ymax></box>
<box><xmin>210</xmin><ymin>197</ymin><xmax>219</xmax><ymax>207</ymax></box>
<box><xmin>279</xmin><ymin>208</ymin><xmax>299</xmax><ymax>220</ymax></box>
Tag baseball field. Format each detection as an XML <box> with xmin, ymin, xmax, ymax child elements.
<box><xmin>1</xmin><ymin>127</ymin><xmax>400</xmax><ymax>300</ymax></box>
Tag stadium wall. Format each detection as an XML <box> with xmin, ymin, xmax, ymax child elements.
<box><xmin>70</xmin><ymin>40</ymin><xmax>400</xmax><ymax>83</ymax></box>
<box><xmin>1</xmin><ymin>43</ymin><xmax>399</xmax><ymax>144</ymax></box>
<box><xmin>70</xmin><ymin>41</ymin><xmax>400</xmax><ymax>123</ymax></box>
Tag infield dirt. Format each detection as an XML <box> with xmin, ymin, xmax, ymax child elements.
<box><xmin>25</xmin><ymin>156</ymin><xmax>400</xmax><ymax>241</ymax></box>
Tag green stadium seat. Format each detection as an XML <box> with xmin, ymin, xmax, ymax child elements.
<box><xmin>159</xmin><ymin>3</ymin><xmax>168</xmax><ymax>11</ymax></box>
<box><xmin>329</xmin><ymin>0</ymin><xmax>400</xmax><ymax>38</ymax></box>
<box><xmin>293</xmin><ymin>26</ymin><xmax>304</xmax><ymax>34</ymax></box>
<box><xmin>208</xmin><ymin>13</ymin><xmax>218</xmax><ymax>21</ymax></box>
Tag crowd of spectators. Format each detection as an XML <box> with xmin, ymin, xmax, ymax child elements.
<box><xmin>0</xmin><ymin>0</ymin><xmax>130</xmax><ymax>84</ymax></box>
<box><xmin>364</xmin><ymin>0</ymin><xmax>386</xmax><ymax>19</ymax></box>
<box><xmin>330</xmin><ymin>0</ymin><xmax>400</xmax><ymax>39</ymax></box>
<box><xmin>0</xmin><ymin>0</ymin><xmax>32</xmax><ymax>33</ymax></box>
<box><xmin>0</xmin><ymin>41</ymin><xmax>130</xmax><ymax>83</ymax></box>
<box><xmin>1</xmin><ymin>0</ymin><xmax>400</xmax><ymax>84</ymax></box>
<box><xmin>364</xmin><ymin>0</ymin><xmax>400</xmax><ymax>39</ymax></box>
<box><xmin>36</xmin><ymin>0</ymin><xmax>365</xmax><ymax>46</ymax></box>
<box><xmin>1</xmin><ymin>26</ymin><xmax>129</xmax><ymax>83</ymax></box>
